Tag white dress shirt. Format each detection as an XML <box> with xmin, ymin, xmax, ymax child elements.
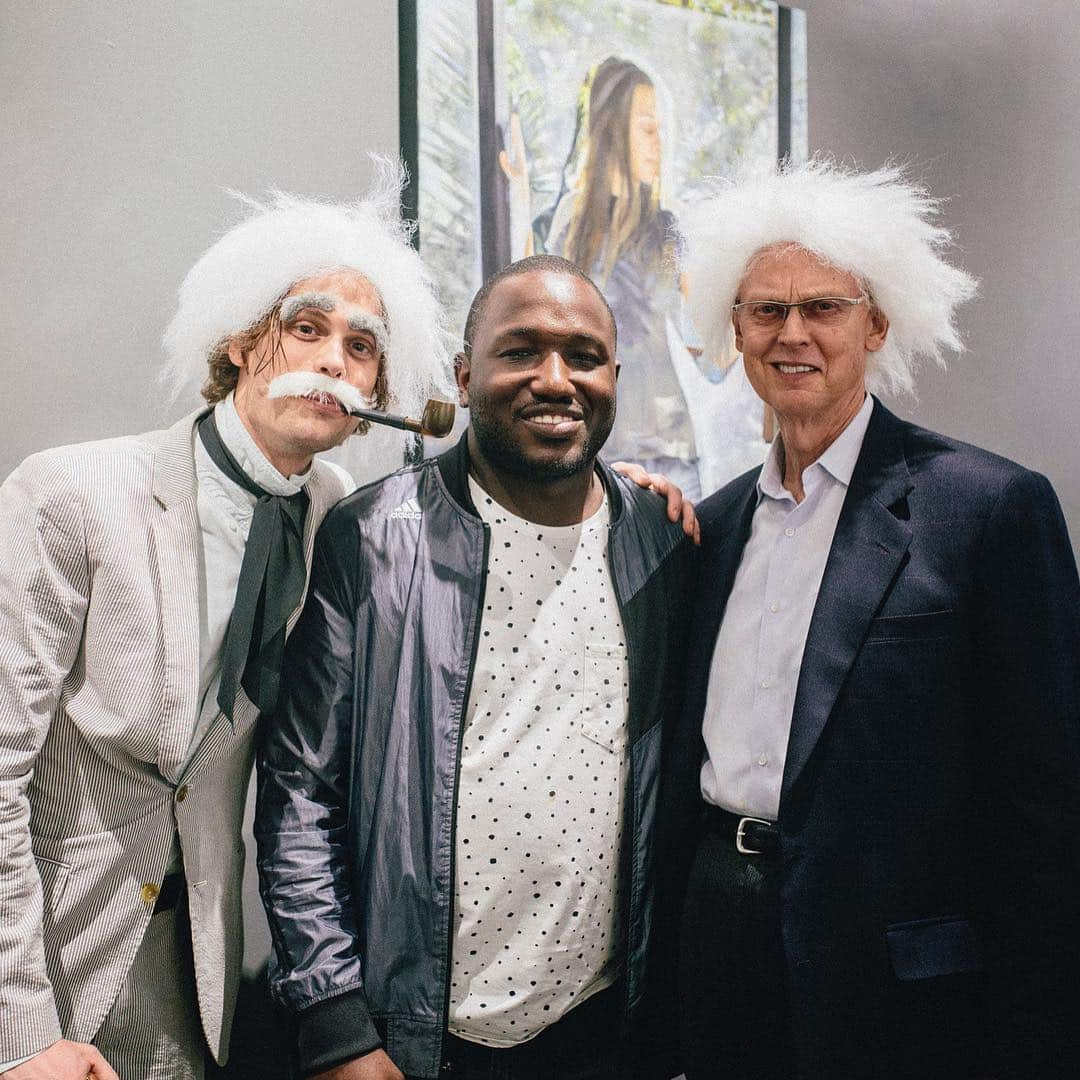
<box><xmin>189</xmin><ymin>393</ymin><xmax>313</xmax><ymax>765</ymax></box>
<box><xmin>699</xmin><ymin>395</ymin><xmax>874</xmax><ymax>820</ymax></box>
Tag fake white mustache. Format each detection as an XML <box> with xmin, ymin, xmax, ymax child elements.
<box><xmin>268</xmin><ymin>370</ymin><xmax>458</xmax><ymax>438</ymax></box>
<box><xmin>267</xmin><ymin>372</ymin><xmax>372</xmax><ymax>414</ymax></box>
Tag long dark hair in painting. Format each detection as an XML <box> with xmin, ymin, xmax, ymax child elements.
<box><xmin>561</xmin><ymin>57</ymin><xmax>665</xmax><ymax>284</ymax></box>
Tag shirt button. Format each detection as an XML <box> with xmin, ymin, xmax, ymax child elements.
<box><xmin>757</xmin><ymin>753</ymin><xmax>769</xmax><ymax>767</ymax></box>
<box><xmin>784</xmin><ymin>527</ymin><xmax>795</xmax><ymax>537</ymax></box>
<box><xmin>760</xmin><ymin>679</ymin><xmax>771</xmax><ymax>690</ymax></box>
<box><xmin>140</xmin><ymin>883</ymin><xmax>160</xmax><ymax>906</ymax></box>
<box><xmin>176</xmin><ymin>784</ymin><xmax>189</xmax><ymax>803</ymax></box>
<box><xmin>769</xmin><ymin>601</ymin><xmax>780</xmax><ymax>613</ymax></box>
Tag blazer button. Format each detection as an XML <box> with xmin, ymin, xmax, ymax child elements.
<box><xmin>140</xmin><ymin>882</ymin><xmax>160</xmax><ymax>906</ymax></box>
<box><xmin>176</xmin><ymin>784</ymin><xmax>189</xmax><ymax>803</ymax></box>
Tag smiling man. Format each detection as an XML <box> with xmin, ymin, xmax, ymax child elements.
<box><xmin>666</xmin><ymin>162</ymin><xmax>1080</xmax><ymax>1079</ymax></box>
<box><xmin>0</xmin><ymin>184</ymin><xmax>448</xmax><ymax>1080</ymax></box>
<box><xmin>256</xmin><ymin>255</ymin><xmax>696</xmax><ymax>1080</ymax></box>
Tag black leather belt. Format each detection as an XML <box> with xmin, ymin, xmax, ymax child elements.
<box><xmin>703</xmin><ymin>804</ymin><xmax>780</xmax><ymax>857</ymax></box>
<box><xmin>153</xmin><ymin>871</ymin><xmax>186</xmax><ymax>914</ymax></box>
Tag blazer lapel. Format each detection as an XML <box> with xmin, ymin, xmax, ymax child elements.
<box><xmin>150</xmin><ymin>410</ymin><xmax>206</xmax><ymax>783</ymax></box>
<box><xmin>781</xmin><ymin>402</ymin><xmax>914</xmax><ymax>804</ymax></box>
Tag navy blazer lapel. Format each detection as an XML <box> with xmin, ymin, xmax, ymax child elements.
<box><xmin>781</xmin><ymin>401</ymin><xmax>914</xmax><ymax>804</ymax></box>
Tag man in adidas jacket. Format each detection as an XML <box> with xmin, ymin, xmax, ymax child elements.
<box><xmin>256</xmin><ymin>255</ymin><xmax>697</xmax><ymax>1080</ymax></box>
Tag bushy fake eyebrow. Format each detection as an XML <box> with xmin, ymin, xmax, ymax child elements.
<box><xmin>346</xmin><ymin>311</ymin><xmax>390</xmax><ymax>356</ymax></box>
<box><xmin>280</xmin><ymin>292</ymin><xmax>336</xmax><ymax>322</ymax></box>
<box><xmin>280</xmin><ymin>294</ymin><xmax>390</xmax><ymax>355</ymax></box>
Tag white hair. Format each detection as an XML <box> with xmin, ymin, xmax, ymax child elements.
<box><xmin>683</xmin><ymin>159</ymin><xmax>978</xmax><ymax>397</ymax></box>
<box><xmin>162</xmin><ymin>162</ymin><xmax>454</xmax><ymax>413</ymax></box>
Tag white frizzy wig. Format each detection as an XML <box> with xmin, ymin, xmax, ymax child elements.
<box><xmin>684</xmin><ymin>159</ymin><xmax>979</xmax><ymax>397</ymax></box>
<box><xmin>162</xmin><ymin>163</ymin><xmax>454</xmax><ymax>413</ymax></box>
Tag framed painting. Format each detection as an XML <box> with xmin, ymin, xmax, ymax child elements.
<box><xmin>401</xmin><ymin>0</ymin><xmax>807</xmax><ymax>495</ymax></box>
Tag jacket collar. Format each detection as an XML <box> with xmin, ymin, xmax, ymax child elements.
<box><xmin>435</xmin><ymin>431</ymin><xmax>625</xmax><ymax>525</ymax></box>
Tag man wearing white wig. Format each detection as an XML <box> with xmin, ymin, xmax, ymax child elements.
<box><xmin>0</xmin><ymin>176</ymin><xmax>450</xmax><ymax>1079</ymax></box>
<box><xmin>663</xmin><ymin>161</ymin><xmax>1080</xmax><ymax>1079</ymax></box>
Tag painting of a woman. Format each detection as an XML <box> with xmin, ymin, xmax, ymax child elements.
<box><xmin>418</xmin><ymin>0</ymin><xmax>803</xmax><ymax>487</ymax></box>
<box><xmin>538</xmin><ymin>58</ymin><xmax>701</xmax><ymax>497</ymax></box>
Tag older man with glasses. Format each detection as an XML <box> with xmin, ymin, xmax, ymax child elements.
<box><xmin>663</xmin><ymin>161</ymin><xmax>1080</xmax><ymax>1080</ymax></box>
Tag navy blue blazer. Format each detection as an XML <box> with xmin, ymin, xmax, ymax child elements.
<box><xmin>672</xmin><ymin>399</ymin><xmax>1080</xmax><ymax>1077</ymax></box>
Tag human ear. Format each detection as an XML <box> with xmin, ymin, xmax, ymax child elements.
<box><xmin>227</xmin><ymin>338</ymin><xmax>248</xmax><ymax>371</ymax></box>
<box><xmin>864</xmin><ymin>307</ymin><xmax>889</xmax><ymax>353</ymax></box>
<box><xmin>454</xmin><ymin>351</ymin><xmax>471</xmax><ymax>407</ymax></box>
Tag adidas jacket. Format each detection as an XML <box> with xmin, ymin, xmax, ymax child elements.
<box><xmin>255</xmin><ymin>435</ymin><xmax>695</xmax><ymax>1078</ymax></box>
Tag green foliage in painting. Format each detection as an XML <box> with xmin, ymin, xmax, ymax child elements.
<box><xmin>652</xmin><ymin>0</ymin><xmax>775</xmax><ymax>24</ymax></box>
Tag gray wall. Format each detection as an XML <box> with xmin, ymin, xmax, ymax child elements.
<box><xmin>798</xmin><ymin>0</ymin><xmax>1080</xmax><ymax>552</ymax></box>
<box><xmin>1</xmin><ymin>0</ymin><xmax>404</xmax><ymax>485</ymax></box>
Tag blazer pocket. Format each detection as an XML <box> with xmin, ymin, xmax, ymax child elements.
<box><xmin>33</xmin><ymin>851</ymin><xmax>72</xmax><ymax>917</ymax></box>
<box><xmin>864</xmin><ymin>608</ymin><xmax>959</xmax><ymax>643</ymax></box>
<box><xmin>885</xmin><ymin>915</ymin><xmax>981</xmax><ymax>981</ymax></box>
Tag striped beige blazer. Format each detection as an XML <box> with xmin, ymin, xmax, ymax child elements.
<box><xmin>0</xmin><ymin>409</ymin><xmax>349</xmax><ymax>1064</ymax></box>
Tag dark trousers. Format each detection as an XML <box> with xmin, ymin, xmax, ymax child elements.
<box><xmin>414</xmin><ymin>985</ymin><xmax>624</xmax><ymax>1080</ymax></box>
<box><xmin>679</xmin><ymin>812</ymin><xmax>795</xmax><ymax>1080</ymax></box>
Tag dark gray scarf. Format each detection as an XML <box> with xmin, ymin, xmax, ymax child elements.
<box><xmin>197</xmin><ymin>410</ymin><xmax>309</xmax><ymax>721</ymax></box>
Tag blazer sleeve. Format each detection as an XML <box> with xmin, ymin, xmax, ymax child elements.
<box><xmin>971</xmin><ymin>468</ymin><xmax>1080</xmax><ymax>1068</ymax></box>
<box><xmin>254</xmin><ymin>514</ymin><xmax>381</xmax><ymax>1077</ymax></box>
<box><xmin>0</xmin><ymin>457</ymin><xmax>90</xmax><ymax>1059</ymax></box>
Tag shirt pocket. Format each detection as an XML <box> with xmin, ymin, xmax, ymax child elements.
<box><xmin>580</xmin><ymin>642</ymin><xmax>629</xmax><ymax>753</ymax></box>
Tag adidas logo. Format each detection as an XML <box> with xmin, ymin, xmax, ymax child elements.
<box><xmin>389</xmin><ymin>497</ymin><xmax>423</xmax><ymax>521</ymax></box>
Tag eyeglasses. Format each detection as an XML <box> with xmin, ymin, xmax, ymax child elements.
<box><xmin>731</xmin><ymin>296</ymin><xmax>866</xmax><ymax>331</ymax></box>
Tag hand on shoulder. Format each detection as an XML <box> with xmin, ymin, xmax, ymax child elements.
<box><xmin>610</xmin><ymin>460</ymin><xmax>701</xmax><ymax>545</ymax></box>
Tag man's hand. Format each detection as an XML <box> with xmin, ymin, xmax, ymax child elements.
<box><xmin>611</xmin><ymin>461</ymin><xmax>701</xmax><ymax>545</ymax></box>
<box><xmin>312</xmin><ymin>1049</ymin><xmax>405</xmax><ymax>1080</ymax></box>
<box><xmin>3</xmin><ymin>1040</ymin><xmax>119</xmax><ymax>1080</ymax></box>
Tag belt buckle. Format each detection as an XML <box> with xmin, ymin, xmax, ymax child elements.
<box><xmin>735</xmin><ymin>816</ymin><xmax>772</xmax><ymax>855</ymax></box>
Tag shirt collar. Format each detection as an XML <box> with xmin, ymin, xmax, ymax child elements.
<box><xmin>757</xmin><ymin>393</ymin><xmax>874</xmax><ymax>504</ymax></box>
<box><xmin>213</xmin><ymin>392</ymin><xmax>311</xmax><ymax>497</ymax></box>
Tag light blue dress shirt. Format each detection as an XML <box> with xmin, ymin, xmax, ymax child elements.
<box><xmin>699</xmin><ymin>395</ymin><xmax>874</xmax><ymax>820</ymax></box>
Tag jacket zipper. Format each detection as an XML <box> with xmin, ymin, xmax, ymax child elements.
<box><xmin>605</xmin><ymin>520</ymin><xmax>637</xmax><ymax>1028</ymax></box>
<box><xmin>438</xmin><ymin>520</ymin><xmax>490</xmax><ymax>1069</ymax></box>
